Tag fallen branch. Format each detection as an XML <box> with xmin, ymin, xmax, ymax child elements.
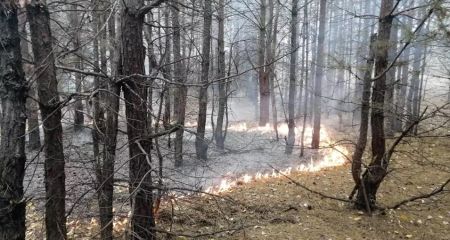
<box><xmin>389</xmin><ymin>177</ymin><xmax>450</xmax><ymax>210</ymax></box>
<box><xmin>270</xmin><ymin>165</ymin><xmax>352</xmax><ymax>203</ymax></box>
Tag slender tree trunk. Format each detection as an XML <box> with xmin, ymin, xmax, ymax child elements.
<box><xmin>356</xmin><ymin>0</ymin><xmax>394</xmax><ymax>210</ymax></box>
<box><xmin>215</xmin><ymin>0</ymin><xmax>226</xmax><ymax>150</ymax></box>
<box><xmin>97</xmin><ymin>4</ymin><xmax>118</xmax><ymax>240</ymax></box>
<box><xmin>163</xmin><ymin>8</ymin><xmax>172</xmax><ymax>135</ymax></box>
<box><xmin>351</xmin><ymin>34</ymin><xmax>376</xmax><ymax>205</ymax></box>
<box><xmin>119</xmin><ymin>1</ymin><xmax>158</xmax><ymax>238</ymax></box>
<box><xmin>394</xmin><ymin>1</ymin><xmax>413</xmax><ymax>132</ymax></box>
<box><xmin>0</xmin><ymin>3</ymin><xmax>27</xmax><ymax>239</ymax></box>
<box><xmin>354</xmin><ymin>0</ymin><xmax>371</xmax><ymax>123</ymax></box>
<box><xmin>27</xmin><ymin>1</ymin><xmax>67</xmax><ymax>238</ymax></box>
<box><xmin>300</xmin><ymin>0</ymin><xmax>309</xmax><ymax>157</ymax></box>
<box><xmin>311</xmin><ymin>0</ymin><xmax>327</xmax><ymax>149</ymax></box>
<box><xmin>385</xmin><ymin>21</ymin><xmax>398</xmax><ymax>137</ymax></box>
<box><xmin>286</xmin><ymin>0</ymin><xmax>299</xmax><ymax>154</ymax></box>
<box><xmin>195</xmin><ymin>0</ymin><xmax>212</xmax><ymax>160</ymax></box>
<box><xmin>172</xmin><ymin>0</ymin><xmax>187</xmax><ymax>167</ymax></box>
<box><xmin>18</xmin><ymin>8</ymin><xmax>41</xmax><ymax>150</ymax></box>
<box><xmin>69</xmin><ymin>4</ymin><xmax>84</xmax><ymax>131</ymax></box>
<box><xmin>258</xmin><ymin>0</ymin><xmax>270</xmax><ymax>126</ymax></box>
<box><xmin>269</xmin><ymin>0</ymin><xmax>279</xmax><ymax>140</ymax></box>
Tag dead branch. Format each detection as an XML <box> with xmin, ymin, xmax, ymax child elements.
<box><xmin>270</xmin><ymin>165</ymin><xmax>352</xmax><ymax>203</ymax></box>
<box><xmin>389</xmin><ymin>178</ymin><xmax>450</xmax><ymax>209</ymax></box>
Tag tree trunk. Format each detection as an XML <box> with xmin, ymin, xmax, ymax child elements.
<box><xmin>258</xmin><ymin>0</ymin><xmax>270</xmax><ymax>126</ymax></box>
<box><xmin>269</xmin><ymin>0</ymin><xmax>279</xmax><ymax>140</ymax></box>
<box><xmin>27</xmin><ymin>1</ymin><xmax>67</xmax><ymax>238</ymax></box>
<box><xmin>356</xmin><ymin>0</ymin><xmax>394</xmax><ymax>210</ymax></box>
<box><xmin>354</xmin><ymin>0</ymin><xmax>371</xmax><ymax>123</ymax></box>
<box><xmin>215</xmin><ymin>0</ymin><xmax>227</xmax><ymax>150</ymax></box>
<box><xmin>195</xmin><ymin>0</ymin><xmax>212</xmax><ymax>160</ymax></box>
<box><xmin>163</xmin><ymin>8</ymin><xmax>172</xmax><ymax>135</ymax></box>
<box><xmin>97</xmin><ymin>4</ymin><xmax>118</xmax><ymax>239</ymax></box>
<box><xmin>394</xmin><ymin>7</ymin><xmax>412</xmax><ymax>132</ymax></box>
<box><xmin>18</xmin><ymin>8</ymin><xmax>41</xmax><ymax>150</ymax></box>
<box><xmin>300</xmin><ymin>0</ymin><xmax>310</xmax><ymax>157</ymax></box>
<box><xmin>351</xmin><ymin>34</ymin><xmax>376</xmax><ymax>204</ymax></box>
<box><xmin>172</xmin><ymin>0</ymin><xmax>187</xmax><ymax>167</ymax></box>
<box><xmin>286</xmin><ymin>0</ymin><xmax>299</xmax><ymax>154</ymax></box>
<box><xmin>311</xmin><ymin>0</ymin><xmax>327</xmax><ymax>149</ymax></box>
<box><xmin>119</xmin><ymin>0</ymin><xmax>156</xmax><ymax>238</ymax></box>
<box><xmin>69</xmin><ymin>4</ymin><xmax>84</xmax><ymax>131</ymax></box>
<box><xmin>0</xmin><ymin>4</ymin><xmax>27</xmax><ymax>239</ymax></box>
<box><xmin>385</xmin><ymin>21</ymin><xmax>398</xmax><ymax>137</ymax></box>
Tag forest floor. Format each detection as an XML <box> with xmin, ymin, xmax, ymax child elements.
<box><xmin>24</xmin><ymin>126</ymin><xmax>450</xmax><ymax>239</ymax></box>
<box><xmin>155</xmin><ymin>135</ymin><xmax>450</xmax><ymax>240</ymax></box>
<box><xmin>23</xmin><ymin>96</ymin><xmax>450</xmax><ymax>239</ymax></box>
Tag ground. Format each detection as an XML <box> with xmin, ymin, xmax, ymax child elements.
<box><xmin>154</xmin><ymin>136</ymin><xmax>450</xmax><ymax>240</ymax></box>
<box><xmin>23</xmin><ymin>98</ymin><xmax>450</xmax><ymax>239</ymax></box>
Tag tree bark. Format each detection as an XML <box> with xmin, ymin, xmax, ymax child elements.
<box><xmin>119</xmin><ymin>0</ymin><xmax>156</xmax><ymax>238</ymax></box>
<box><xmin>0</xmin><ymin>3</ymin><xmax>27</xmax><ymax>239</ymax></box>
<box><xmin>269</xmin><ymin>0</ymin><xmax>279</xmax><ymax>140</ymax></box>
<box><xmin>385</xmin><ymin>20</ymin><xmax>398</xmax><ymax>137</ymax></box>
<box><xmin>18</xmin><ymin>8</ymin><xmax>41</xmax><ymax>150</ymax></box>
<box><xmin>394</xmin><ymin>6</ymin><xmax>412</xmax><ymax>132</ymax></box>
<box><xmin>172</xmin><ymin>0</ymin><xmax>187</xmax><ymax>167</ymax></box>
<box><xmin>356</xmin><ymin>0</ymin><xmax>394</xmax><ymax>210</ymax></box>
<box><xmin>195</xmin><ymin>0</ymin><xmax>212</xmax><ymax>160</ymax></box>
<box><xmin>286</xmin><ymin>0</ymin><xmax>299</xmax><ymax>154</ymax></box>
<box><xmin>97</xmin><ymin>3</ymin><xmax>118</xmax><ymax>240</ymax></box>
<box><xmin>215</xmin><ymin>0</ymin><xmax>227</xmax><ymax>150</ymax></box>
<box><xmin>27</xmin><ymin>1</ymin><xmax>67</xmax><ymax>238</ymax></box>
<box><xmin>299</xmin><ymin>0</ymin><xmax>310</xmax><ymax>157</ymax></box>
<box><xmin>69</xmin><ymin>4</ymin><xmax>84</xmax><ymax>131</ymax></box>
<box><xmin>351</xmin><ymin>34</ymin><xmax>376</xmax><ymax>203</ymax></box>
<box><xmin>258</xmin><ymin>0</ymin><xmax>270</xmax><ymax>126</ymax></box>
<box><xmin>311</xmin><ymin>0</ymin><xmax>327</xmax><ymax>149</ymax></box>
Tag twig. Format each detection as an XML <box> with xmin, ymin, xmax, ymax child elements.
<box><xmin>389</xmin><ymin>178</ymin><xmax>450</xmax><ymax>209</ymax></box>
<box><xmin>269</xmin><ymin>165</ymin><xmax>352</xmax><ymax>203</ymax></box>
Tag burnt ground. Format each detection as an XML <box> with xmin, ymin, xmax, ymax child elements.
<box><xmin>24</xmin><ymin>120</ymin><xmax>450</xmax><ymax>239</ymax></box>
<box><xmin>22</xmin><ymin>96</ymin><xmax>450</xmax><ymax>239</ymax></box>
<box><xmin>154</xmin><ymin>135</ymin><xmax>450</xmax><ymax>240</ymax></box>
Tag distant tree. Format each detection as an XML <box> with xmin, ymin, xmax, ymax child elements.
<box><xmin>215</xmin><ymin>0</ymin><xmax>227</xmax><ymax>150</ymax></box>
<box><xmin>172</xmin><ymin>0</ymin><xmax>188</xmax><ymax>167</ymax></box>
<box><xmin>286</xmin><ymin>0</ymin><xmax>299</xmax><ymax>154</ymax></box>
<box><xmin>311</xmin><ymin>0</ymin><xmax>327</xmax><ymax>149</ymax></box>
<box><xmin>195</xmin><ymin>0</ymin><xmax>213</xmax><ymax>160</ymax></box>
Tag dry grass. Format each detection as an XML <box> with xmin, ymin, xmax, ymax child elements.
<box><xmin>158</xmin><ymin>136</ymin><xmax>450</xmax><ymax>240</ymax></box>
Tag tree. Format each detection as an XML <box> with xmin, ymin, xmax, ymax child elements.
<box><xmin>350</xmin><ymin>34</ymin><xmax>376</xmax><ymax>207</ymax></box>
<box><xmin>286</xmin><ymin>0</ymin><xmax>299</xmax><ymax>154</ymax></box>
<box><xmin>195</xmin><ymin>0</ymin><xmax>213</xmax><ymax>160</ymax></box>
<box><xmin>117</xmin><ymin>0</ymin><xmax>164</xmax><ymax>238</ymax></box>
<box><xmin>69</xmin><ymin>3</ymin><xmax>84</xmax><ymax>131</ymax></box>
<box><xmin>311</xmin><ymin>0</ymin><xmax>327</xmax><ymax>149</ymax></box>
<box><xmin>95</xmin><ymin>2</ymin><xmax>118</xmax><ymax>239</ymax></box>
<box><xmin>0</xmin><ymin>2</ymin><xmax>28</xmax><ymax>239</ymax></box>
<box><xmin>172</xmin><ymin>0</ymin><xmax>188</xmax><ymax>167</ymax></box>
<box><xmin>258</xmin><ymin>0</ymin><xmax>270</xmax><ymax>126</ymax></box>
<box><xmin>215</xmin><ymin>0</ymin><xmax>227</xmax><ymax>150</ymax></box>
<box><xmin>27</xmin><ymin>0</ymin><xmax>67</xmax><ymax>238</ymax></box>
<box><xmin>18</xmin><ymin>8</ymin><xmax>41</xmax><ymax>150</ymax></box>
<box><xmin>354</xmin><ymin>0</ymin><xmax>394</xmax><ymax>210</ymax></box>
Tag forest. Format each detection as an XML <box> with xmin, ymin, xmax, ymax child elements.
<box><xmin>0</xmin><ymin>0</ymin><xmax>449</xmax><ymax>239</ymax></box>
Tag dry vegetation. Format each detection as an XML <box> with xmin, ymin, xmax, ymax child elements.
<box><xmin>25</xmin><ymin>134</ymin><xmax>449</xmax><ymax>239</ymax></box>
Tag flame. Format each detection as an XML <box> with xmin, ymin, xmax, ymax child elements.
<box><xmin>203</xmin><ymin>121</ymin><xmax>349</xmax><ymax>194</ymax></box>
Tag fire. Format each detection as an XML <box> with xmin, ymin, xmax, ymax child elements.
<box><xmin>203</xmin><ymin>121</ymin><xmax>349</xmax><ymax>194</ymax></box>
